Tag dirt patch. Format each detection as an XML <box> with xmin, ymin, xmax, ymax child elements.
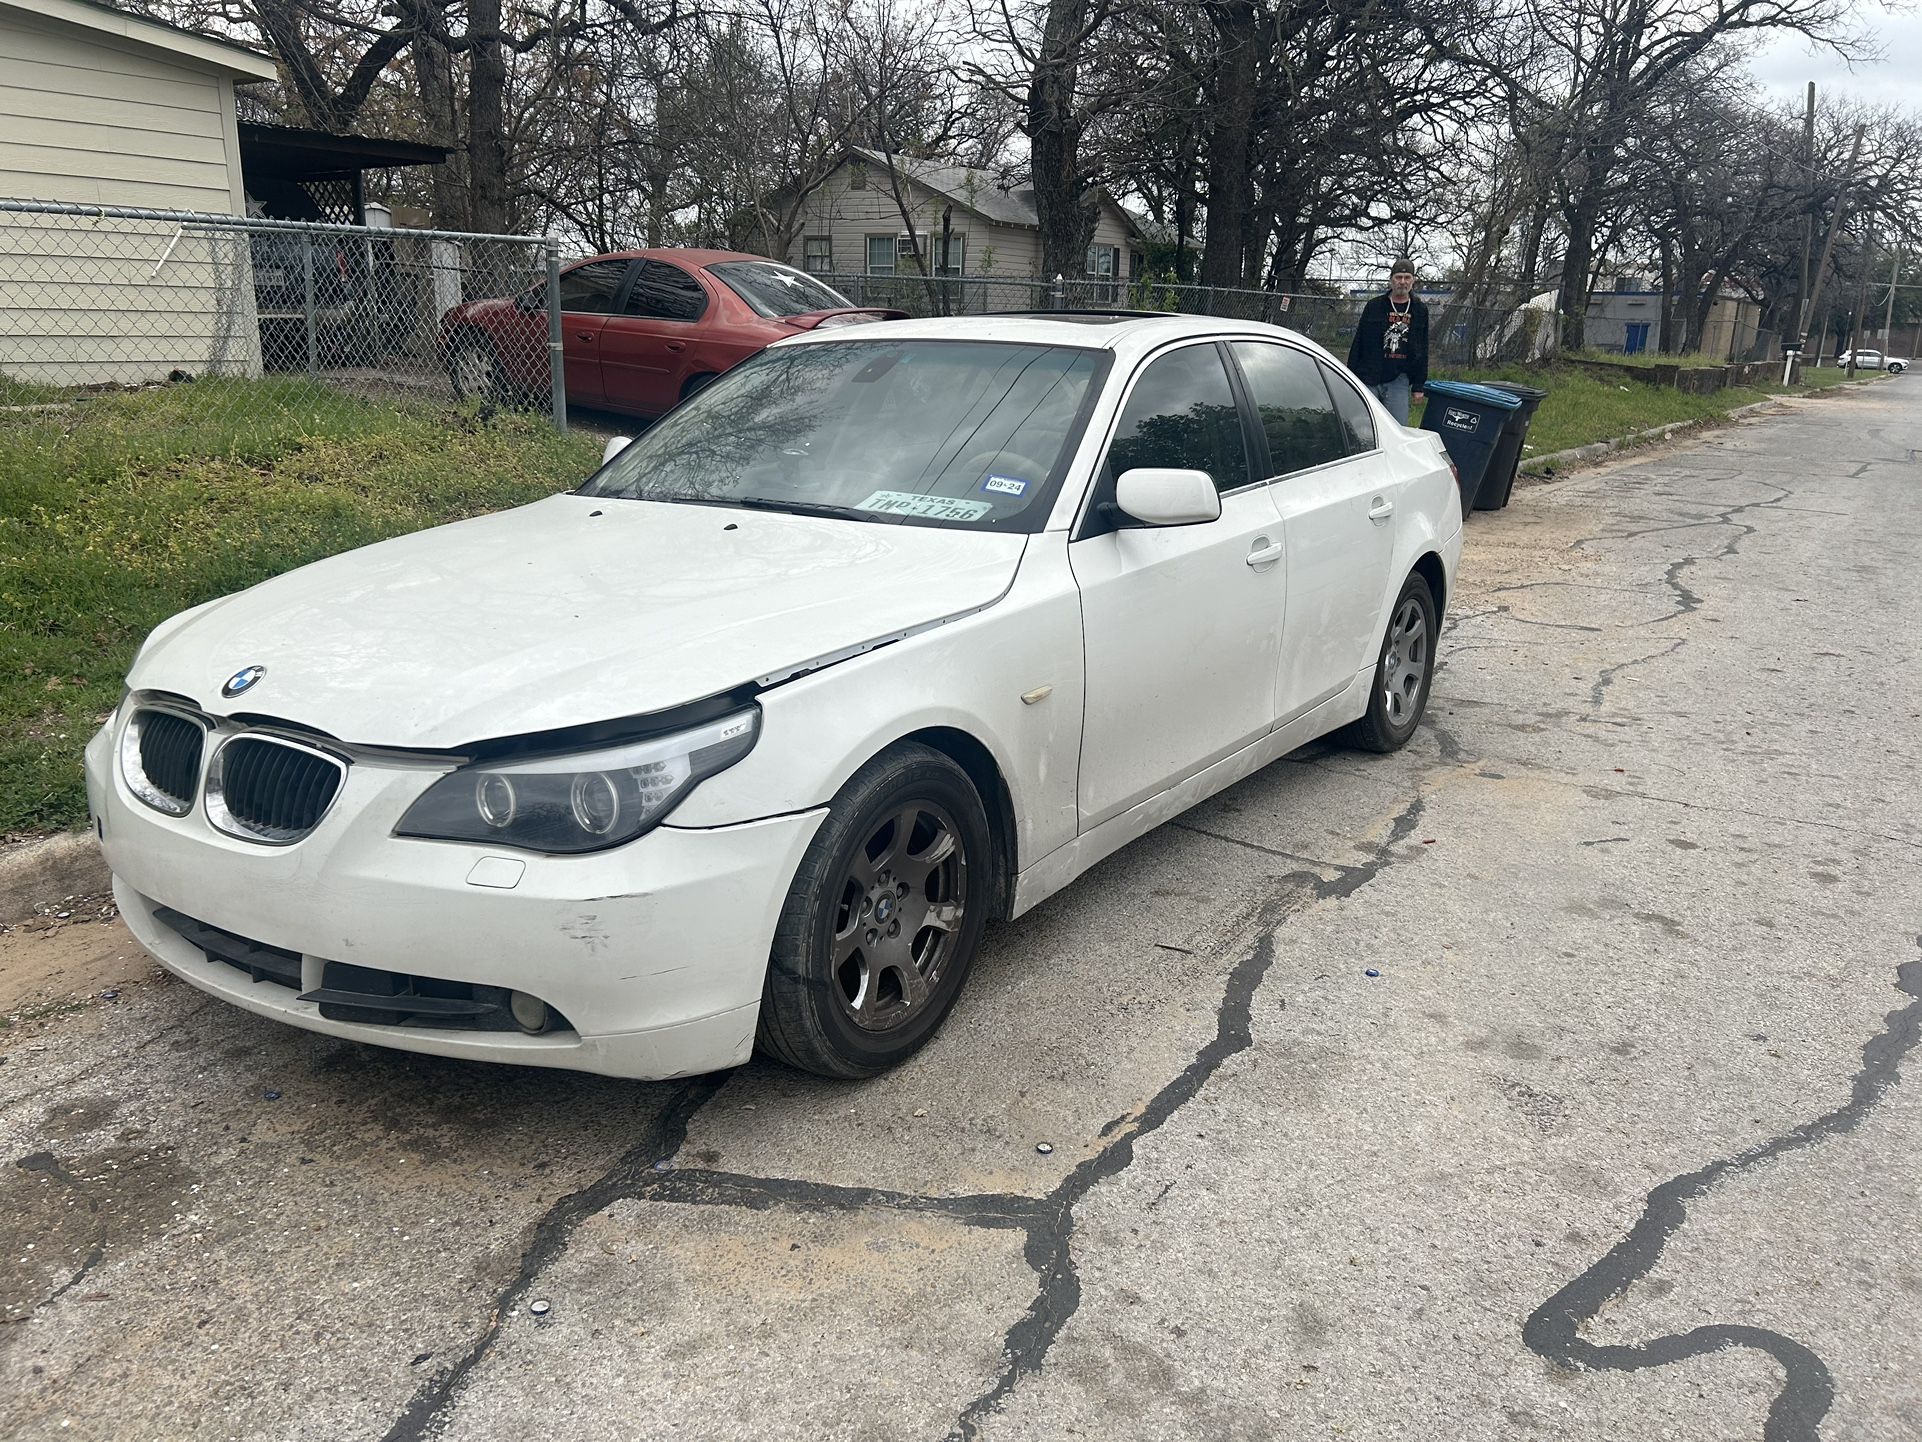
<box><xmin>0</xmin><ymin>912</ymin><xmax>151</xmax><ymax>1022</ymax></box>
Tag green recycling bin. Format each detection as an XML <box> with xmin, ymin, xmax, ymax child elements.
<box><xmin>1475</xmin><ymin>381</ymin><xmax>1549</xmax><ymax>510</ymax></box>
<box><xmin>1418</xmin><ymin>380</ymin><xmax>1524</xmax><ymax>512</ymax></box>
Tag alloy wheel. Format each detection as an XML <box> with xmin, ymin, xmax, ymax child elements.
<box><xmin>830</xmin><ymin>802</ymin><xmax>969</xmax><ymax>1032</ymax></box>
<box><xmin>1380</xmin><ymin>596</ymin><xmax>1429</xmax><ymax>726</ymax></box>
<box><xmin>453</xmin><ymin>344</ymin><xmax>493</xmax><ymax>397</ymax></box>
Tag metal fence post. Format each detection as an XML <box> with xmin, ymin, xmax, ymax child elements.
<box><xmin>1052</xmin><ymin>273</ymin><xmax>1064</xmax><ymax>309</ymax></box>
<box><xmin>545</xmin><ymin>237</ymin><xmax>567</xmax><ymax>433</ymax></box>
<box><xmin>301</xmin><ymin>231</ymin><xmax>317</xmax><ymax>375</ymax></box>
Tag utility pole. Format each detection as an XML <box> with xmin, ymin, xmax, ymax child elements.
<box><xmin>1882</xmin><ymin>247</ymin><xmax>1901</xmax><ymax>343</ymax></box>
<box><xmin>1789</xmin><ymin>81</ymin><xmax>1816</xmax><ymax>353</ymax></box>
<box><xmin>1846</xmin><ymin>215</ymin><xmax>1873</xmax><ymax>376</ymax></box>
<box><xmin>1803</xmin><ymin>124</ymin><xmax>1867</xmax><ymax>366</ymax></box>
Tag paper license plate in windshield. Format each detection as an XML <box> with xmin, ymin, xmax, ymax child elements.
<box><xmin>858</xmin><ymin>491</ymin><xmax>993</xmax><ymax>522</ymax></box>
<box><xmin>256</xmin><ymin>267</ymin><xmax>288</xmax><ymax>289</ymax></box>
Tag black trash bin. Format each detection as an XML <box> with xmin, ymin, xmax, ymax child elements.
<box><xmin>1475</xmin><ymin>381</ymin><xmax>1549</xmax><ymax>510</ymax></box>
<box><xmin>1418</xmin><ymin>380</ymin><xmax>1524</xmax><ymax>513</ymax></box>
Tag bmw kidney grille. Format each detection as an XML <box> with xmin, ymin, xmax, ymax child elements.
<box><xmin>132</xmin><ymin>710</ymin><xmax>205</xmax><ymax>814</ymax></box>
<box><xmin>205</xmin><ymin>735</ymin><xmax>346</xmax><ymax>844</ymax></box>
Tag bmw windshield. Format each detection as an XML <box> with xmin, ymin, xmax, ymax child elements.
<box><xmin>580</xmin><ymin>339</ymin><xmax>1108</xmax><ymax>531</ymax></box>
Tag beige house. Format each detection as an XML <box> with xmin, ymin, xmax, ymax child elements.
<box><xmin>0</xmin><ymin>0</ymin><xmax>276</xmax><ymax>384</ymax></box>
<box><xmin>768</xmin><ymin>148</ymin><xmax>1145</xmax><ymax>285</ymax></box>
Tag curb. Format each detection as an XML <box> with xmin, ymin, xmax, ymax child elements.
<box><xmin>0</xmin><ymin>829</ymin><xmax>110</xmax><ymax>924</ymax></box>
<box><xmin>1519</xmin><ymin>377</ymin><xmax>1886</xmax><ymax>480</ymax></box>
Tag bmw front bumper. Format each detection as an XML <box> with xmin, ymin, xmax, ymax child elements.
<box><xmin>84</xmin><ymin>720</ymin><xmax>824</xmax><ymax>1081</ymax></box>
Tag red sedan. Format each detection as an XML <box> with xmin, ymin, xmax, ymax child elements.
<box><xmin>440</xmin><ymin>249</ymin><xmax>903</xmax><ymax>419</ymax></box>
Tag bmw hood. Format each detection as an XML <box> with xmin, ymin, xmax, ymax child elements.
<box><xmin>129</xmin><ymin>493</ymin><xmax>1027</xmax><ymax>749</ymax></box>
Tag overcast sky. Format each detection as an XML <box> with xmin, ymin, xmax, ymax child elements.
<box><xmin>1744</xmin><ymin>4</ymin><xmax>1922</xmax><ymax>111</ymax></box>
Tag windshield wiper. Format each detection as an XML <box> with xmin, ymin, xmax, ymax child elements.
<box><xmin>720</xmin><ymin>496</ymin><xmax>901</xmax><ymax>523</ymax></box>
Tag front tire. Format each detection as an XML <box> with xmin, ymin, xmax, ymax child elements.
<box><xmin>757</xmin><ymin>744</ymin><xmax>992</xmax><ymax>1078</ymax></box>
<box><xmin>1340</xmin><ymin>572</ymin><xmax>1438</xmax><ymax>753</ymax></box>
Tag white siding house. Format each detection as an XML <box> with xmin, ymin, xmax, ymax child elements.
<box><xmin>771</xmin><ymin>149</ymin><xmax>1143</xmax><ymax>285</ymax></box>
<box><xmin>0</xmin><ymin>0</ymin><xmax>277</xmax><ymax>385</ymax></box>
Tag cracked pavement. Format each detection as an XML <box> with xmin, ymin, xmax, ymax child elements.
<box><xmin>3</xmin><ymin>379</ymin><xmax>1919</xmax><ymax>1442</ymax></box>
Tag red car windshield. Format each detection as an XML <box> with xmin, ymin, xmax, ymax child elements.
<box><xmin>709</xmin><ymin>262</ymin><xmax>855</xmax><ymax>318</ymax></box>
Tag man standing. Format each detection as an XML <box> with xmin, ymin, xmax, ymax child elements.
<box><xmin>1347</xmin><ymin>258</ymin><xmax>1429</xmax><ymax>424</ymax></box>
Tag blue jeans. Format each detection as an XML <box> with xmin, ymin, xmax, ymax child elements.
<box><xmin>1369</xmin><ymin>375</ymin><xmax>1412</xmax><ymax>425</ymax></box>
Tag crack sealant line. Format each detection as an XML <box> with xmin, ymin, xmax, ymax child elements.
<box><xmin>380</xmin><ymin>1072</ymin><xmax>729</xmax><ymax>1442</ymax></box>
<box><xmin>382</xmin><ymin>780</ymin><xmax>1439</xmax><ymax>1442</ymax></box>
<box><xmin>1523</xmin><ymin>946</ymin><xmax>1922</xmax><ymax>1442</ymax></box>
<box><xmin>946</xmin><ymin>786</ymin><xmax>1430</xmax><ymax>1440</ymax></box>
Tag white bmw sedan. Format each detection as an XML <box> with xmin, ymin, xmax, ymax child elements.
<box><xmin>86</xmin><ymin>314</ymin><xmax>1462</xmax><ymax>1081</ymax></box>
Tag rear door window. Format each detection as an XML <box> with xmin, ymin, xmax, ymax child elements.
<box><xmin>1229</xmin><ymin>341</ymin><xmax>1347</xmax><ymax>476</ymax></box>
<box><xmin>625</xmin><ymin>260</ymin><xmax>708</xmax><ymax>321</ymax></box>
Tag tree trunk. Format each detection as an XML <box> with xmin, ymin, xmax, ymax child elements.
<box><xmin>410</xmin><ymin>3</ymin><xmax>466</xmax><ymax>230</ymax></box>
<box><xmin>1557</xmin><ymin>198</ymin><xmax>1599</xmax><ymax>351</ymax></box>
<box><xmin>466</xmin><ymin>0</ymin><xmax>510</xmax><ymax>234</ymax></box>
<box><xmin>1198</xmin><ymin>0</ymin><xmax>1257</xmax><ymax>289</ymax></box>
<box><xmin>1174</xmin><ymin>183</ymin><xmax>1193</xmax><ymax>284</ymax></box>
<box><xmin>1028</xmin><ymin>0</ymin><xmax>1097</xmax><ymax>283</ymax></box>
<box><xmin>1656</xmin><ymin>235</ymin><xmax>1677</xmax><ymax>354</ymax></box>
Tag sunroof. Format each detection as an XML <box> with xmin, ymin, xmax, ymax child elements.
<box><xmin>1003</xmin><ymin>311</ymin><xmax>1173</xmax><ymax>325</ymax></box>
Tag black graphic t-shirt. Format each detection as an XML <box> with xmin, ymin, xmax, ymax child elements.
<box><xmin>1383</xmin><ymin>301</ymin><xmax>1412</xmax><ymax>363</ymax></box>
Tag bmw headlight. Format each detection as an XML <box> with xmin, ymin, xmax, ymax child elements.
<box><xmin>395</xmin><ymin>708</ymin><xmax>760</xmax><ymax>854</ymax></box>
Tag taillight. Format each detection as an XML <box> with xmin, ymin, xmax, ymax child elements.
<box><xmin>336</xmin><ymin>249</ymin><xmax>348</xmax><ymax>278</ymax></box>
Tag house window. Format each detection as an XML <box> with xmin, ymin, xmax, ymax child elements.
<box><xmin>803</xmin><ymin>237</ymin><xmax>832</xmax><ymax>275</ymax></box>
<box><xmin>1086</xmin><ymin>244</ymin><xmax>1119</xmax><ymax>279</ymax></box>
<box><xmin>931</xmin><ymin>233</ymin><xmax>965</xmax><ymax>276</ymax></box>
<box><xmin>867</xmin><ymin>235</ymin><xmax>897</xmax><ymax>276</ymax></box>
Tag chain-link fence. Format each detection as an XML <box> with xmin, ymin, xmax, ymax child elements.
<box><xmin>814</xmin><ymin>272</ymin><xmax>1557</xmax><ymax>370</ymax></box>
<box><xmin>0</xmin><ymin>199</ymin><xmax>565</xmax><ymax>433</ymax></box>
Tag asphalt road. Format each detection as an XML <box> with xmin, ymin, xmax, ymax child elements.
<box><xmin>2</xmin><ymin>379</ymin><xmax>1918</xmax><ymax>1442</ymax></box>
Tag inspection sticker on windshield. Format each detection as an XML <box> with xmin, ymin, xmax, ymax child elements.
<box><xmin>980</xmin><ymin>474</ymin><xmax>1029</xmax><ymax>497</ymax></box>
<box><xmin>858</xmin><ymin>491</ymin><xmax>993</xmax><ymax>522</ymax></box>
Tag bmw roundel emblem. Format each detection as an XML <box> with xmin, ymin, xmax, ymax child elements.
<box><xmin>222</xmin><ymin>664</ymin><xmax>266</xmax><ymax>698</ymax></box>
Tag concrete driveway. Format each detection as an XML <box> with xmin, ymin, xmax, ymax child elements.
<box><xmin>2</xmin><ymin>379</ymin><xmax>1917</xmax><ymax>1442</ymax></box>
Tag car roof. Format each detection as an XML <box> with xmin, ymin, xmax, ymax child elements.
<box><xmin>775</xmin><ymin>310</ymin><xmax>1322</xmax><ymax>360</ymax></box>
<box><xmin>572</xmin><ymin>248</ymin><xmax>775</xmax><ymax>269</ymax></box>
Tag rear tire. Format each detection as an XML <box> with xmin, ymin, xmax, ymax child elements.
<box><xmin>448</xmin><ymin>332</ymin><xmax>507</xmax><ymax>403</ymax></box>
<box><xmin>681</xmin><ymin>372</ymin><xmax>717</xmax><ymax>402</ymax></box>
<box><xmin>1340</xmin><ymin>572</ymin><xmax>1437</xmax><ymax>753</ymax></box>
<box><xmin>757</xmin><ymin>744</ymin><xmax>992</xmax><ymax>1079</ymax></box>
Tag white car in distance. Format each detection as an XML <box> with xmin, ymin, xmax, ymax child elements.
<box><xmin>1835</xmin><ymin>348</ymin><xmax>1908</xmax><ymax>374</ymax></box>
<box><xmin>87</xmin><ymin>314</ymin><xmax>1463</xmax><ymax>1081</ymax></box>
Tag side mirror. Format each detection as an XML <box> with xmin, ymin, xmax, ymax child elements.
<box><xmin>601</xmin><ymin>436</ymin><xmax>632</xmax><ymax>466</ymax></box>
<box><xmin>515</xmin><ymin>288</ymin><xmax>543</xmax><ymax>314</ymax></box>
<box><xmin>1113</xmin><ymin>468</ymin><xmax>1221</xmax><ymax>527</ymax></box>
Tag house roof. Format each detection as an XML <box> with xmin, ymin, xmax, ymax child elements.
<box><xmin>239</xmin><ymin>122</ymin><xmax>452</xmax><ymax>178</ymax></box>
<box><xmin>6</xmin><ymin>0</ymin><xmax>278</xmax><ymax>81</ymax></box>
<box><xmin>847</xmin><ymin>148</ymin><xmax>1143</xmax><ymax>239</ymax></box>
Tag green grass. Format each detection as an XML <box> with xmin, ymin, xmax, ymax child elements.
<box><xmin>0</xmin><ymin>380</ymin><xmax>602</xmax><ymax>837</ymax></box>
<box><xmin>0</xmin><ymin>375</ymin><xmax>66</xmax><ymax>406</ymax></box>
<box><xmin>1565</xmin><ymin>348</ymin><xmax>1729</xmax><ymax>370</ymax></box>
<box><xmin>1414</xmin><ymin>361</ymin><xmax>1881</xmax><ymax>465</ymax></box>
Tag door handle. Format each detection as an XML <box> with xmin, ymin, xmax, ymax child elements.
<box><xmin>666</xmin><ymin>341</ymin><xmax>686</xmax><ymax>353</ymax></box>
<box><xmin>1368</xmin><ymin>497</ymin><xmax>1395</xmax><ymax>522</ymax></box>
<box><xmin>574</xmin><ymin>331</ymin><xmax>595</xmax><ymax>342</ymax></box>
<box><xmin>1245</xmin><ymin>539</ymin><xmax>1284</xmax><ymax>568</ymax></box>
